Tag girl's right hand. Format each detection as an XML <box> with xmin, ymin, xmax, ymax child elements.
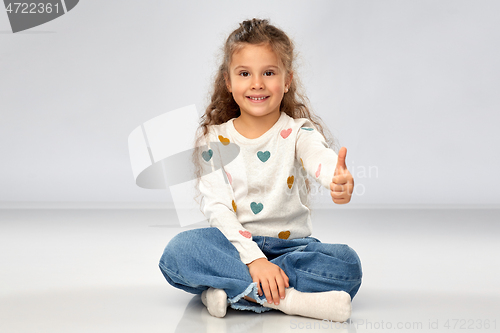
<box><xmin>246</xmin><ymin>258</ymin><xmax>289</xmax><ymax>305</ymax></box>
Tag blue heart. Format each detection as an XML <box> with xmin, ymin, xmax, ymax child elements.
<box><xmin>251</xmin><ymin>202</ymin><xmax>264</xmax><ymax>214</ymax></box>
<box><xmin>300</xmin><ymin>127</ymin><xmax>313</xmax><ymax>131</ymax></box>
<box><xmin>201</xmin><ymin>149</ymin><xmax>213</xmax><ymax>162</ymax></box>
<box><xmin>257</xmin><ymin>151</ymin><xmax>270</xmax><ymax>162</ymax></box>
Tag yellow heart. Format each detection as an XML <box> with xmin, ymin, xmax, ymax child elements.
<box><xmin>287</xmin><ymin>176</ymin><xmax>294</xmax><ymax>189</ymax></box>
<box><xmin>219</xmin><ymin>135</ymin><xmax>230</xmax><ymax>145</ymax></box>
<box><xmin>232</xmin><ymin>200</ymin><xmax>237</xmax><ymax>212</ymax></box>
<box><xmin>300</xmin><ymin>158</ymin><xmax>305</xmax><ymax>170</ymax></box>
<box><xmin>278</xmin><ymin>231</ymin><xmax>291</xmax><ymax>239</ymax></box>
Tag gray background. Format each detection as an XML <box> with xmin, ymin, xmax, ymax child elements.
<box><xmin>1</xmin><ymin>0</ymin><xmax>499</xmax><ymax>208</ymax></box>
<box><xmin>1</xmin><ymin>2</ymin><xmax>499</xmax><ymax>332</ymax></box>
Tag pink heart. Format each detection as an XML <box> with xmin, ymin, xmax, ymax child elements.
<box><xmin>226</xmin><ymin>171</ymin><xmax>232</xmax><ymax>185</ymax></box>
<box><xmin>280</xmin><ymin>128</ymin><xmax>292</xmax><ymax>139</ymax></box>
<box><xmin>315</xmin><ymin>163</ymin><xmax>321</xmax><ymax>178</ymax></box>
<box><xmin>239</xmin><ymin>230</ymin><xmax>252</xmax><ymax>238</ymax></box>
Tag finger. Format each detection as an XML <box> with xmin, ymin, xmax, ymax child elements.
<box><xmin>334</xmin><ymin>147</ymin><xmax>348</xmax><ymax>175</ymax></box>
<box><xmin>331</xmin><ymin>174</ymin><xmax>349</xmax><ymax>186</ymax></box>
<box><xmin>269</xmin><ymin>279</ymin><xmax>281</xmax><ymax>305</ymax></box>
<box><xmin>276</xmin><ymin>273</ymin><xmax>287</xmax><ymax>301</ymax></box>
<box><xmin>332</xmin><ymin>197</ymin><xmax>348</xmax><ymax>204</ymax></box>
<box><xmin>335</xmin><ymin>166</ymin><xmax>352</xmax><ymax>178</ymax></box>
<box><xmin>260</xmin><ymin>280</ymin><xmax>273</xmax><ymax>304</ymax></box>
<box><xmin>255</xmin><ymin>281</ymin><xmax>262</xmax><ymax>296</ymax></box>
<box><xmin>330</xmin><ymin>191</ymin><xmax>346</xmax><ymax>200</ymax></box>
<box><xmin>280</xmin><ymin>269</ymin><xmax>290</xmax><ymax>288</ymax></box>
<box><xmin>331</xmin><ymin>183</ymin><xmax>354</xmax><ymax>193</ymax></box>
<box><xmin>332</xmin><ymin>194</ymin><xmax>350</xmax><ymax>204</ymax></box>
<box><xmin>330</xmin><ymin>183</ymin><xmax>346</xmax><ymax>192</ymax></box>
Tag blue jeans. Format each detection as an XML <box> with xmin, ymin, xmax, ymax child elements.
<box><xmin>159</xmin><ymin>227</ymin><xmax>362</xmax><ymax>313</ymax></box>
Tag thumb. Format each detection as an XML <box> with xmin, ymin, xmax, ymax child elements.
<box><xmin>335</xmin><ymin>147</ymin><xmax>348</xmax><ymax>174</ymax></box>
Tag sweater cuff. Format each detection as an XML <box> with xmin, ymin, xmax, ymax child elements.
<box><xmin>238</xmin><ymin>247</ymin><xmax>267</xmax><ymax>265</ymax></box>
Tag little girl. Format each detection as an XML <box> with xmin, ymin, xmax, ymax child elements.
<box><xmin>159</xmin><ymin>18</ymin><xmax>362</xmax><ymax>322</ymax></box>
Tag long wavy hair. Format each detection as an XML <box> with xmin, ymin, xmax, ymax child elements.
<box><xmin>193</xmin><ymin>18</ymin><xmax>336</xmax><ymax>210</ymax></box>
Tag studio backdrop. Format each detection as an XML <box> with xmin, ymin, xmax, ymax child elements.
<box><xmin>1</xmin><ymin>0</ymin><xmax>499</xmax><ymax>208</ymax></box>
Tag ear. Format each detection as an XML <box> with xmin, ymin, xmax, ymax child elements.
<box><xmin>285</xmin><ymin>71</ymin><xmax>293</xmax><ymax>89</ymax></box>
<box><xmin>224</xmin><ymin>72</ymin><xmax>232</xmax><ymax>93</ymax></box>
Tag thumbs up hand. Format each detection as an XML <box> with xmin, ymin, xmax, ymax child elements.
<box><xmin>330</xmin><ymin>147</ymin><xmax>354</xmax><ymax>204</ymax></box>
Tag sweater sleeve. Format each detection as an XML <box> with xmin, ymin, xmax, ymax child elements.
<box><xmin>295</xmin><ymin>122</ymin><xmax>339</xmax><ymax>190</ymax></box>
<box><xmin>197</xmin><ymin>131</ymin><xmax>267</xmax><ymax>264</ymax></box>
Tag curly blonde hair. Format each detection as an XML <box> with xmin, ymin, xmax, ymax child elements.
<box><xmin>193</xmin><ymin>18</ymin><xmax>336</xmax><ymax>209</ymax></box>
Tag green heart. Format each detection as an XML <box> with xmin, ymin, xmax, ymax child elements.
<box><xmin>257</xmin><ymin>151</ymin><xmax>270</xmax><ymax>162</ymax></box>
<box><xmin>300</xmin><ymin>127</ymin><xmax>313</xmax><ymax>131</ymax></box>
<box><xmin>201</xmin><ymin>149</ymin><xmax>213</xmax><ymax>162</ymax></box>
<box><xmin>250</xmin><ymin>202</ymin><xmax>264</xmax><ymax>214</ymax></box>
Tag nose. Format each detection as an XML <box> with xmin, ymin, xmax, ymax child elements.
<box><xmin>251</xmin><ymin>75</ymin><xmax>264</xmax><ymax>90</ymax></box>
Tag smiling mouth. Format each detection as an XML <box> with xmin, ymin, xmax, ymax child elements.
<box><xmin>247</xmin><ymin>96</ymin><xmax>269</xmax><ymax>101</ymax></box>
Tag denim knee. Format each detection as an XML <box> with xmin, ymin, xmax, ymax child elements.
<box><xmin>158</xmin><ymin>228</ymin><xmax>256</xmax><ymax>297</ymax></box>
<box><xmin>159</xmin><ymin>228</ymin><xmax>224</xmax><ymax>292</ymax></box>
<box><xmin>160</xmin><ymin>228</ymin><xmax>221</xmax><ymax>270</ymax></box>
<box><xmin>296</xmin><ymin>243</ymin><xmax>363</xmax><ymax>287</ymax></box>
<box><xmin>159</xmin><ymin>230</ymin><xmax>189</xmax><ymax>277</ymax></box>
<box><xmin>336</xmin><ymin>244</ymin><xmax>362</xmax><ymax>279</ymax></box>
<box><xmin>331</xmin><ymin>244</ymin><xmax>362</xmax><ymax>298</ymax></box>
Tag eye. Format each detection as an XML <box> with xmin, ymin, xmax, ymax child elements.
<box><xmin>264</xmin><ymin>71</ymin><xmax>275</xmax><ymax>76</ymax></box>
<box><xmin>239</xmin><ymin>71</ymin><xmax>250</xmax><ymax>77</ymax></box>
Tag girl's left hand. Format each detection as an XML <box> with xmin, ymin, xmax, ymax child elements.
<box><xmin>330</xmin><ymin>147</ymin><xmax>354</xmax><ymax>204</ymax></box>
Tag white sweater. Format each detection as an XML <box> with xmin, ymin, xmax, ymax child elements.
<box><xmin>198</xmin><ymin>112</ymin><xmax>338</xmax><ymax>264</ymax></box>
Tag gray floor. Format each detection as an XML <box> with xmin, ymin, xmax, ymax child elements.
<box><xmin>1</xmin><ymin>208</ymin><xmax>499</xmax><ymax>333</ymax></box>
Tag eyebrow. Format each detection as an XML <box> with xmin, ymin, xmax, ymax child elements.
<box><xmin>233</xmin><ymin>65</ymin><xmax>280</xmax><ymax>71</ymax></box>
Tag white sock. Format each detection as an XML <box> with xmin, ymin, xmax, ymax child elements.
<box><xmin>201</xmin><ymin>288</ymin><xmax>228</xmax><ymax>318</ymax></box>
<box><xmin>263</xmin><ymin>287</ymin><xmax>351</xmax><ymax>322</ymax></box>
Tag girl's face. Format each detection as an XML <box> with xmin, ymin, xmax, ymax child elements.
<box><xmin>226</xmin><ymin>43</ymin><xmax>291</xmax><ymax>122</ymax></box>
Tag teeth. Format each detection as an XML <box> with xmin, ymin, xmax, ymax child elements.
<box><xmin>249</xmin><ymin>96</ymin><xmax>267</xmax><ymax>100</ymax></box>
